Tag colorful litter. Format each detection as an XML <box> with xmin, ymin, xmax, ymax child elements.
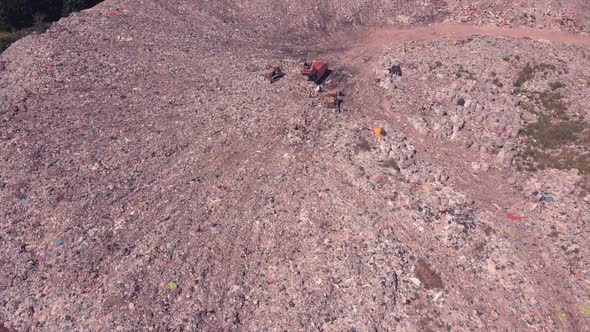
<box><xmin>374</xmin><ymin>127</ymin><xmax>386</xmax><ymax>138</ymax></box>
<box><xmin>541</xmin><ymin>193</ymin><xmax>555</xmax><ymax>203</ymax></box>
<box><xmin>506</xmin><ymin>214</ymin><xmax>523</xmax><ymax>221</ymax></box>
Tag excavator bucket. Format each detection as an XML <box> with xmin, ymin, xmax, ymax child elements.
<box><xmin>264</xmin><ymin>64</ymin><xmax>284</xmax><ymax>83</ymax></box>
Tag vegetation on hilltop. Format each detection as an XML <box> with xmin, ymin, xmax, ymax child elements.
<box><xmin>0</xmin><ymin>0</ymin><xmax>102</xmax><ymax>52</ymax></box>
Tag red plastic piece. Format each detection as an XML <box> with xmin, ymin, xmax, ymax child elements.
<box><xmin>506</xmin><ymin>214</ymin><xmax>523</xmax><ymax>221</ymax></box>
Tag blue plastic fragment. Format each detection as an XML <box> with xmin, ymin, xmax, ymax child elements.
<box><xmin>541</xmin><ymin>193</ymin><xmax>555</xmax><ymax>203</ymax></box>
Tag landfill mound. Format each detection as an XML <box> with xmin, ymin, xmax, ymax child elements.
<box><xmin>1</xmin><ymin>0</ymin><xmax>590</xmax><ymax>331</ymax></box>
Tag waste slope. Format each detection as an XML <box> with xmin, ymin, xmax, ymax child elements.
<box><xmin>1</xmin><ymin>0</ymin><xmax>590</xmax><ymax>331</ymax></box>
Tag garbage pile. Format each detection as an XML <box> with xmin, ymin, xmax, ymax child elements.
<box><xmin>365</xmin><ymin>35</ymin><xmax>590</xmax><ymax>330</ymax></box>
<box><xmin>376</xmin><ymin>36</ymin><xmax>589</xmax><ymax>182</ymax></box>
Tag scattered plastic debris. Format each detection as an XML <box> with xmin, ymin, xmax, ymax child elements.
<box><xmin>555</xmin><ymin>305</ymin><xmax>569</xmax><ymax>326</ymax></box>
<box><xmin>409</xmin><ymin>277</ymin><xmax>421</xmax><ymax>286</ymax></box>
<box><xmin>505</xmin><ymin>229</ymin><xmax>517</xmax><ymax>239</ymax></box>
<box><xmin>419</xmin><ymin>183</ymin><xmax>433</xmax><ymax>192</ymax></box>
<box><xmin>532</xmin><ymin>191</ymin><xmax>556</xmax><ymax>203</ymax></box>
<box><xmin>389</xmin><ymin>64</ymin><xmax>402</xmax><ymax>76</ymax></box>
<box><xmin>4</xmin><ymin>6</ymin><xmax>590</xmax><ymax>330</ymax></box>
<box><xmin>385</xmin><ymin>89</ymin><xmax>396</xmax><ymax>99</ymax></box>
<box><xmin>580</xmin><ymin>305</ymin><xmax>590</xmax><ymax>316</ymax></box>
<box><xmin>506</xmin><ymin>214</ymin><xmax>523</xmax><ymax>221</ymax></box>
<box><xmin>540</xmin><ymin>193</ymin><xmax>555</xmax><ymax>203</ymax></box>
<box><xmin>374</xmin><ymin>127</ymin><xmax>386</xmax><ymax>138</ymax></box>
<box><xmin>433</xmin><ymin>291</ymin><xmax>443</xmax><ymax>302</ymax></box>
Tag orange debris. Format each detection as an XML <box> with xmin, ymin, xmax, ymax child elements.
<box><xmin>374</xmin><ymin>127</ymin><xmax>385</xmax><ymax>138</ymax></box>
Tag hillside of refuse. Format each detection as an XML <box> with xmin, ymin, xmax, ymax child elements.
<box><xmin>1</xmin><ymin>0</ymin><xmax>590</xmax><ymax>331</ymax></box>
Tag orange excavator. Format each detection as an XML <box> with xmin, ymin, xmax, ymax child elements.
<box><xmin>301</xmin><ymin>60</ymin><xmax>329</xmax><ymax>84</ymax></box>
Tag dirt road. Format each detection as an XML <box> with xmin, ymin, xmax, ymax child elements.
<box><xmin>325</xmin><ymin>23</ymin><xmax>590</xmax><ymax>63</ymax></box>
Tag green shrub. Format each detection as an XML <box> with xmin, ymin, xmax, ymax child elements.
<box><xmin>0</xmin><ymin>0</ymin><xmax>102</xmax><ymax>31</ymax></box>
<box><xmin>537</xmin><ymin>91</ymin><xmax>567</xmax><ymax>117</ymax></box>
<box><xmin>514</xmin><ymin>63</ymin><xmax>558</xmax><ymax>87</ymax></box>
<box><xmin>526</xmin><ymin>119</ymin><xmax>582</xmax><ymax>149</ymax></box>
<box><xmin>514</xmin><ymin>63</ymin><xmax>534</xmax><ymax>87</ymax></box>
<box><xmin>32</xmin><ymin>12</ymin><xmax>49</xmax><ymax>32</ymax></box>
<box><xmin>455</xmin><ymin>65</ymin><xmax>476</xmax><ymax>80</ymax></box>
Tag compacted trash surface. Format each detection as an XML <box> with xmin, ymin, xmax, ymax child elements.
<box><xmin>1</xmin><ymin>0</ymin><xmax>590</xmax><ymax>330</ymax></box>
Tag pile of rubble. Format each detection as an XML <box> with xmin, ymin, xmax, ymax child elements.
<box><xmin>376</xmin><ymin>36</ymin><xmax>590</xmax><ymax>181</ymax></box>
<box><xmin>366</xmin><ymin>34</ymin><xmax>590</xmax><ymax>329</ymax></box>
<box><xmin>2</xmin><ymin>0</ymin><xmax>590</xmax><ymax>331</ymax></box>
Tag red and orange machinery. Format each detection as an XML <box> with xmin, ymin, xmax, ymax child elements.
<box><xmin>324</xmin><ymin>89</ymin><xmax>342</xmax><ymax>111</ymax></box>
<box><xmin>264</xmin><ymin>64</ymin><xmax>284</xmax><ymax>83</ymax></box>
<box><xmin>301</xmin><ymin>60</ymin><xmax>329</xmax><ymax>84</ymax></box>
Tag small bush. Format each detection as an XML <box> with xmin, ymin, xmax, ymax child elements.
<box><xmin>32</xmin><ymin>12</ymin><xmax>48</xmax><ymax>32</ymax></box>
<box><xmin>526</xmin><ymin>119</ymin><xmax>582</xmax><ymax>149</ymax></box>
<box><xmin>380</xmin><ymin>159</ymin><xmax>400</xmax><ymax>171</ymax></box>
<box><xmin>455</xmin><ymin>66</ymin><xmax>476</xmax><ymax>80</ymax></box>
<box><xmin>538</xmin><ymin>91</ymin><xmax>567</xmax><ymax>116</ymax></box>
<box><xmin>514</xmin><ymin>63</ymin><xmax>534</xmax><ymax>87</ymax></box>
<box><xmin>514</xmin><ymin>63</ymin><xmax>559</xmax><ymax>87</ymax></box>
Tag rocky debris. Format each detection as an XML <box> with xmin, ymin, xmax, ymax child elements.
<box><xmin>371</xmin><ymin>34</ymin><xmax>590</xmax><ymax>331</ymax></box>
<box><xmin>377</xmin><ymin>36</ymin><xmax>590</xmax><ymax>180</ymax></box>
